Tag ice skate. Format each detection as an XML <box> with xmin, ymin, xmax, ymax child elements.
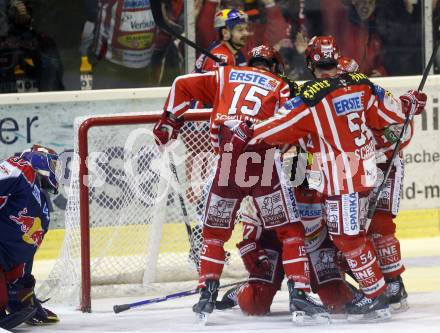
<box><xmin>288</xmin><ymin>281</ymin><xmax>331</xmax><ymax>325</ymax></box>
<box><xmin>215</xmin><ymin>286</ymin><xmax>239</xmax><ymax>310</ymax></box>
<box><xmin>192</xmin><ymin>280</ymin><xmax>219</xmax><ymax>324</ymax></box>
<box><xmin>346</xmin><ymin>292</ymin><xmax>391</xmax><ymax>322</ymax></box>
<box><xmin>386</xmin><ymin>276</ymin><xmax>409</xmax><ymax>313</ymax></box>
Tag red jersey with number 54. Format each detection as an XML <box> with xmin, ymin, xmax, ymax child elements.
<box><xmin>250</xmin><ymin>73</ymin><xmax>406</xmax><ymax>196</ymax></box>
<box><xmin>164</xmin><ymin>65</ymin><xmax>290</xmax><ymax>152</ymax></box>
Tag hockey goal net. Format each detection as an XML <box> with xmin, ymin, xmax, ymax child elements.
<box><xmin>38</xmin><ymin>110</ymin><xmax>249</xmax><ymax>312</ymax></box>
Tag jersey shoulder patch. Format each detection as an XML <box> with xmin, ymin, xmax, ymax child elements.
<box><xmin>284</xmin><ymin>96</ymin><xmax>304</xmax><ymax>110</ymax></box>
<box><xmin>0</xmin><ymin>160</ymin><xmax>22</xmax><ymax>181</ymax></box>
<box><xmin>299</xmin><ymin>78</ymin><xmax>336</xmax><ymax>106</ymax></box>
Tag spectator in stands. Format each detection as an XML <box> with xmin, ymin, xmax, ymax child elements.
<box><xmin>276</xmin><ymin>0</ymin><xmax>323</xmax><ymax>80</ymax></box>
<box><xmin>79</xmin><ymin>0</ymin><xmax>184</xmax><ymax>89</ymax></box>
<box><xmin>0</xmin><ymin>0</ymin><xmax>64</xmax><ymax>93</ymax></box>
<box><xmin>321</xmin><ymin>0</ymin><xmax>387</xmax><ymax>76</ymax></box>
<box><xmin>375</xmin><ymin>0</ymin><xmax>423</xmax><ymax>75</ymax></box>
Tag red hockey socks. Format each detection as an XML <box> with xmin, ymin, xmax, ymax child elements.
<box><xmin>275</xmin><ymin>224</ymin><xmax>310</xmax><ymax>291</ymax></box>
<box><xmin>369</xmin><ymin>211</ymin><xmax>405</xmax><ymax>279</ymax></box>
<box><xmin>198</xmin><ymin>238</ymin><xmax>226</xmax><ymax>287</ymax></box>
<box><xmin>332</xmin><ymin>235</ymin><xmax>386</xmax><ymax>298</ymax></box>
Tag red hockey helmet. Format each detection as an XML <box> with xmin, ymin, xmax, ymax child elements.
<box><xmin>305</xmin><ymin>36</ymin><xmax>339</xmax><ymax>70</ymax></box>
<box><xmin>337</xmin><ymin>56</ymin><xmax>360</xmax><ymax>75</ymax></box>
<box><xmin>248</xmin><ymin>45</ymin><xmax>285</xmax><ymax>74</ymax></box>
<box><xmin>237</xmin><ymin>282</ymin><xmax>277</xmax><ymax>316</ymax></box>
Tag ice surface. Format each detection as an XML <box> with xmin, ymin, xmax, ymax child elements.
<box><xmin>12</xmin><ymin>290</ymin><xmax>440</xmax><ymax>333</ymax></box>
<box><xmin>21</xmin><ymin>237</ymin><xmax>439</xmax><ymax>333</ymax></box>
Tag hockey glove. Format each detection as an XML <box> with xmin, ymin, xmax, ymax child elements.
<box><xmin>229</xmin><ymin>121</ymin><xmax>254</xmax><ymax>156</ymax></box>
<box><xmin>8</xmin><ymin>274</ymin><xmax>59</xmax><ymax>325</ymax></box>
<box><xmin>399</xmin><ymin>90</ymin><xmax>427</xmax><ymax>116</ymax></box>
<box><xmin>153</xmin><ymin>111</ymin><xmax>184</xmax><ymax>147</ymax></box>
<box><xmin>237</xmin><ymin>239</ymin><xmax>270</xmax><ymax>276</ymax></box>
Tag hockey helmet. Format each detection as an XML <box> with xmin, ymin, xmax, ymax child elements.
<box><xmin>21</xmin><ymin>144</ymin><xmax>59</xmax><ymax>194</ymax></box>
<box><xmin>248</xmin><ymin>45</ymin><xmax>285</xmax><ymax>74</ymax></box>
<box><xmin>214</xmin><ymin>8</ymin><xmax>248</xmax><ymax>30</ymax></box>
<box><xmin>337</xmin><ymin>56</ymin><xmax>360</xmax><ymax>75</ymax></box>
<box><xmin>305</xmin><ymin>36</ymin><xmax>339</xmax><ymax>70</ymax></box>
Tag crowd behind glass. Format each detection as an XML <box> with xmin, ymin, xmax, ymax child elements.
<box><xmin>0</xmin><ymin>0</ymin><xmax>438</xmax><ymax>93</ymax></box>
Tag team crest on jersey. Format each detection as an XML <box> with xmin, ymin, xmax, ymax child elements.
<box><xmin>229</xmin><ymin>69</ymin><xmax>279</xmax><ymax>91</ymax></box>
<box><xmin>332</xmin><ymin>92</ymin><xmax>364</xmax><ymax>115</ymax></box>
<box><xmin>9</xmin><ymin>208</ymin><xmax>44</xmax><ymax>247</ymax></box>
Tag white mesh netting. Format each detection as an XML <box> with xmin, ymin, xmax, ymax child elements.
<box><xmin>38</xmin><ymin>111</ymin><xmax>250</xmax><ymax>308</ymax></box>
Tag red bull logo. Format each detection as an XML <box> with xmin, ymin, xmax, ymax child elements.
<box><xmin>7</xmin><ymin>157</ymin><xmax>36</xmax><ymax>185</ymax></box>
<box><xmin>9</xmin><ymin>208</ymin><xmax>44</xmax><ymax>247</ymax></box>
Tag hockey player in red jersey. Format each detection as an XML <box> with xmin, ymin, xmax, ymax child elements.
<box><xmin>337</xmin><ymin>56</ymin><xmax>415</xmax><ymax>313</ymax></box>
<box><xmin>182</xmin><ymin>8</ymin><xmax>250</xmax><ymax>242</ymax></box>
<box><xmin>246</xmin><ymin>36</ymin><xmax>426</xmax><ymax>321</ymax></box>
<box><xmin>154</xmin><ymin>45</ymin><xmax>330</xmax><ymax>323</ymax></box>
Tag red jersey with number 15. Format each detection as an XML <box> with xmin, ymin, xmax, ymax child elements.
<box><xmin>164</xmin><ymin>66</ymin><xmax>290</xmax><ymax>152</ymax></box>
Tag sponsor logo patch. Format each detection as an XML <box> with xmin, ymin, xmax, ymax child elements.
<box><xmin>229</xmin><ymin>70</ymin><xmax>279</xmax><ymax>91</ymax></box>
<box><xmin>205</xmin><ymin>193</ymin><xmax>237</xmax><ymax>229</ymax></box>
<box><xmin>325</xmin><ymin>200</ymin><xmax>340</xmax><ymax>234</ymax></box>
<box><xmin>342</xmin><ymin>193</ymin><xmax>359</xmax><ymax>235</ymax></box>
<box><xmin>332</xmin><ymin>92</ymin><xmax>364</xmax><ymax>115</ymax></box>
<box><xmin>255</xmin><ymin>191</ymin><xmax>287</xmax><ymax>228</ymax></box>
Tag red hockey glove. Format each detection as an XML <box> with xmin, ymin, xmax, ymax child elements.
<box><xmin>153</xmin><ymin>112</ymin><xmax>184</xmax><ymax>147</ymax></box>
<box><xmin>399</xmin><ymin>90</ymin><xmax>427</xmax><ymax>116</ymax></box>
<box><xmin>237</xmin><ymin>239</ymin><xmax>270</xmax><ymax>276</ymax></box>
<box><xmin>229</xmin><ymin>121</ymin><xmax>254</xmax><ymax>155</ymax></box>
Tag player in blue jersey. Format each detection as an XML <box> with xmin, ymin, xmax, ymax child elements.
<box><xmin>0</xmin><ymin>145</ymin><xmax>59</xmax><ymax>329</ymax></box>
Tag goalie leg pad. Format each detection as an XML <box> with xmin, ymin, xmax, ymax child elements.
<box><xmin>275</xmin><ymin>224</ymin><xmax>310</xmax><ymax>291</ymax></box>
<box><xmin>332</xmin><ymin>235</ymin><xmax>386</xmax><ymax>298</ymax></box>
<box><xmin>237</xmin><ymin>282</ymin><xmax>277</xmax><ymax>316</ymax></box>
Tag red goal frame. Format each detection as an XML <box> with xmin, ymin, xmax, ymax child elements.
<box><xmin>77</xmin><ymin>111</ymin><xmax>210</xmax><ymax>312</ymax></box>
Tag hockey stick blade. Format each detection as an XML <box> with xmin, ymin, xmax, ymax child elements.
<box><xmin>113</xmin><ymin>304</ymin><xmax>131</xmax><ymax>314</ymax></box>
<box><xmin>367</xmin><ymin>39</ymin><xmax>440</xmax><ymax>223</ymax></box>
<box><xmin>150</xmin><ymin>0</ymin><xmax>223</xmax><ymax>64</ymax></box>
<box><xmin>113</xmin><ymin>280</ymin><xmax>245</xmax><ymax>313</ymax></box>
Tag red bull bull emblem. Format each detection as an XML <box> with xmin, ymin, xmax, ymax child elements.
<box><xmin>9</xmin><ymin>208</ymin><xmax>44</xmax><ymax>247</ymax></box>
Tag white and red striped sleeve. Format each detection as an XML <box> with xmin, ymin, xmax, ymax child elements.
<box><xmin>366</xmin><ymin>84</ymin><xmax>406</xmax><ymax>130</ymax></box>
<box><xmin>163</xmin><ymin>71</ymin><xmax>218</xmax><ymax>118</ymax></box>
<box><xmin>250</xmin><ymin>97</ymin><xmax>312</xmax><ymax>146</ymax></box>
